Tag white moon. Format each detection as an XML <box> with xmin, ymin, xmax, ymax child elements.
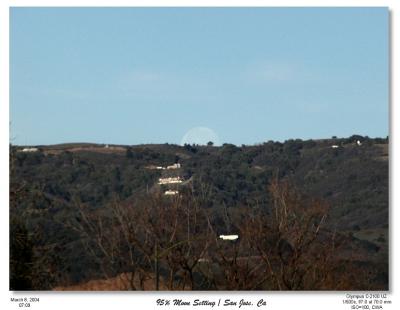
<box><xmin>181</xmin><ymin>126</ymin><xmax>220</xmax><ymax>146</ymax></box>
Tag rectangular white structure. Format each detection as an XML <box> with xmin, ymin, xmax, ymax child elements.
<box><xmin>219</xmin><ymin>235</ymin><xmax>239</xmax><ymax>241</ymax></box>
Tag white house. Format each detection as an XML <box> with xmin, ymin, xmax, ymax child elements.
<box><xmin>219</xmin><ymin>235</ymin><xmax>239</xmax><ymax>241</ymax></box>
<box><xmin>21</xmin><ymin>147</ymin><xmax>38</xmax><ymax>152</ymax></box>
<box><xmin>164</xmin><ymin>190</ymin><xmax>179</xmax><ymax>196</ymax></box>
<box><xmin>331</xmin><ymin>145</ymin><xmax>339</xmax><ymax>149</ymax></box>
<box><xmin>357</xmin><ymin>140</ymin><xmax>362</xmax><ymax>146</ymax></box>
<box><xmin>167</xmin><ymin>163</ymin><xmax>181</xmax><ymax>170</ymax></box>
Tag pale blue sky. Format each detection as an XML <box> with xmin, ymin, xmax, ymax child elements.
<box><xmin>10</xmin><ymin>7</ymin><xmax>388</xmax><ymax>146</ymax></box>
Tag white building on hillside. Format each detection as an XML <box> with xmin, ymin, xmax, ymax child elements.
<box><xmin>21</xmin><ymin>147</ymin><xmax>39</xmax><ymax>152</ymax></box>
<box><xmin>164</xmin><ymin>190</ymin><xmax>179</xmax><ymax>196</ymax></box>
<box><xmin>167</xmin><ymin>163</ymin><xmax>181</xmax><ymax>170</ymax></box>
<box><xmin>158</xmin><ymin>177</ymin><xmax>183</xmax><ymax>184</ymax></box>
<box><xmin>219</xmin><ymin>235</ymin><xmax>239</xmax><ymax>241</ymax></box>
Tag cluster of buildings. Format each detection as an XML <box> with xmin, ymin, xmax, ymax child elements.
<box><xmin>154</xmin><ymin>163</ymin><xmax>183</xmax><ymax>196</ymax></box>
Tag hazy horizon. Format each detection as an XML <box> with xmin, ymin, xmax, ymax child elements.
<box><xmin>12</xmin><ymin>133</ymin><xmax>388</xmax><ymax>148</ymax></box>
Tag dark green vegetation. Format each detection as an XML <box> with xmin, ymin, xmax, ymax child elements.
<box><xmin>9</xmin><ymin>135</ymin><xmax>389</xmax><ymax>290</ymax></box>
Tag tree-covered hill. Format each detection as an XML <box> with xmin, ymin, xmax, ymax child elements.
<box><xmin>9</xmin><ymin>135</ymin><xmax>388</xmax><ymax>290</ymax></box>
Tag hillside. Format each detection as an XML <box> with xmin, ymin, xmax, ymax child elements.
<box><xmin>9</xmin><ymin>135</ymin><xmax>389</xmax><ymax>290</ymax></box>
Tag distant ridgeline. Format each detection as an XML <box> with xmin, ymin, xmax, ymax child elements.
<box><xmin>10</xmin><ymin>135</ymin><xmax>388</xmax><ymax>289</ymax></box>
